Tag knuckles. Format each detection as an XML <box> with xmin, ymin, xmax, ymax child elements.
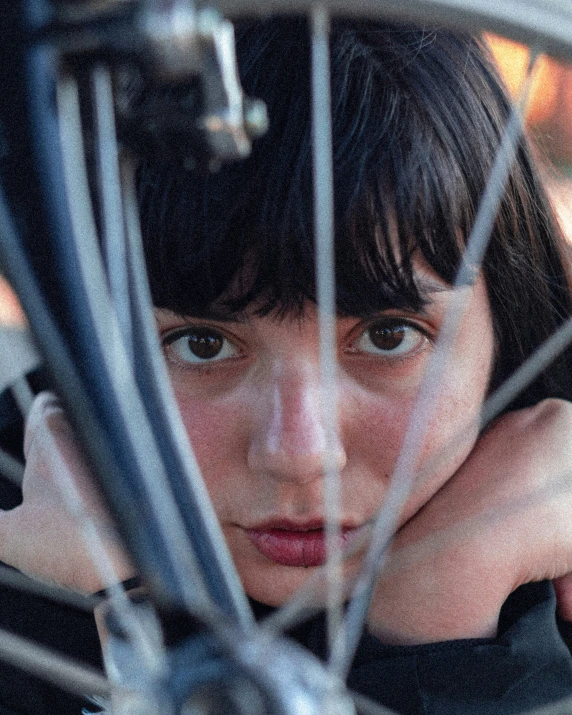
<box><xmin>481</xmin><ymin>398</ymin><xmax>572</xmax><ymax>474</ymax></box>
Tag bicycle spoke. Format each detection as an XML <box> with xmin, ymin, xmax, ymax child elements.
<box><xmin>40</xmin><ymin>397</ymin><xmax>167</xmax><ymax>673</ymax></box>
<box><xmin>121</xmin><ymin>158</ymin><xmax>254</xmax><ymax>631</ymax></box>
<box><xmin>0</xmin><ymin>562</ymin><xmax>101</xmax><ymax>612</ymax></box>
<box><xmin>92</xmin><ymin>63</ymin><xmax>134</xmax><ymax>360</ymax></box>
<box><xmin>8</xmin><ymin>375</ymin><xmax>34</xmax><ymax>417</ymax></box>
<box><xmin>332</xmin><ymin>48</ymin><xmax>540</xmax><ymax>681</ymax></box>
<box><xmin>311</xmin><ymin>4</ymin><xmax>345</xmax><ymax>665</ymax></box>
<box><xmin>482</xmin><ymin>315</ymin><xmax>572</xmax><ymax>426</ymax></box>
<box><xmin>351</xmin><ymin>691</ymin><xmax>396</xmax><ymax>715</ymax></box>
<box><xmin>526</xmin><ymin>695</ymin><xmax>572</xmax><ymax>715</ymax></box>
<box><xmin>56</xmin><ymin>71</ymin><xmax>235</xmax><ymax>620</ymax></box>
<box><xmin>0</xmin><ymin>447</ymin><xmax>24</xmax><ymax>487</ymax></box>
<box><xmin>0</xmin><ymin>627</ymin><xmax>110</xmax><ymax>698</ymax></box>
<box><xmin>91</xmin><ymin>57</ymin><xmax>254</xmax><ymax>628</ymax></box>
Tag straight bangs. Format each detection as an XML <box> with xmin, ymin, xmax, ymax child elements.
<box><xmin>138</xmin><ymin>21</ymin><xmax>508</xmax><ymax>320</ymax></box>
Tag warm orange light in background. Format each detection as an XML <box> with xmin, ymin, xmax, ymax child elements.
<box><xmin>485</xmin><ymin>34</ymin><xmax>572</xmax><ymax>244</ymax></box>
<box><xmin>485</xmin><ymin>34</ymin><xmax>572</xmax><ymax>162</ymax></box>
<box><xmin>485</xmin><ymin>34</ymin><xmax>561</xmax><ymax>125</ymax></box>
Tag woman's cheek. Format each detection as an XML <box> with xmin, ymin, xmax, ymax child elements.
<box><xmin>174</xmin><ymin>391</ymin><xmax>245</xmax><ymax>495</ymax></box>
<box><xmin>399</xmin><ymin>378</ymin><xmax>488</xmax><ymax>525</ymax></box>
<box><xmin>345</xmin><ymin>360</ymin><xmax>487</xmax><ymax>529</ymax></box>
<box><xmin>343</xmin><ymin>387</ymin><xmax>415</xmax><ymax>487</ymax></box>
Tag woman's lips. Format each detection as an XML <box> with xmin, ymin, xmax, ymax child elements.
<box><xmin>245</xmin><ymin>525</ymin><xmax>358</xmax><ymax>568</ymax></box>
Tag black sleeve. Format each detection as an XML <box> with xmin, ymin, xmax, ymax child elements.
<box><xmin>0</xmin><ymin>582</ymin><xmax>102</xmax><ymax>715</ymax></box>
<box><xmin>345</xmin><ymin>581</ymin><xmax>572</xmax><ymax>715</ymax></box>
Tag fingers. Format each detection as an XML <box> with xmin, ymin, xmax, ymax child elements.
<box><xmin>0</xmin><ymin>391</ymin><xmax>135</xmax><ymax>592</ymax></box>
<box><xmin>22</xmin><ymin>391</ymin><xmax>111</xmax><ymax>515</ymax></box>
<box><xmin>23</xmin><ymin>390</ymin><xmax>62</xmax><ymax>460</ymax></box>
<box><xmin>369</xmin><ymin>399</ymin><xmax>572</xmax><ymax>643</ymax></box>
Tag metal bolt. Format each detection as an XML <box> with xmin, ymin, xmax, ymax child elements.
<box><xmin>244</xmin><ymin>99</ymin><xmax>268</xmax><ymax>139</ymax></box>
<box><xmin>197</xmin><ymin>8</ymin><xmax>222</xmax><ymax>39</ymax></box>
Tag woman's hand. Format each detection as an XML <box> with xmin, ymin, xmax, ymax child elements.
<box><xmin>5</xmin><ymin>390</ymin><xmax>572</xmax><ymax>633</ymax></box>
<box><xmin>367</xmin><ymin>398</ymin><xmax>572</xmax><ymax>645</ymax></box>
<box><xmin>0</xmin><ymin>391</ymin><xmax>134</xmax><ymax>593</ymax></box>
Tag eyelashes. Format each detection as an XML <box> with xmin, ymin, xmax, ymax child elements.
<box><xmin>350</xmin><ymin>319</ymin><xmax>429</xmax><ymax>358</ymax></box>
<box><xmin>162</xmin><ymin>327</ymin><xmax>240</xmax><ymax>366</ymax></box>
<box><xmin>161</xmin><ymin>317</ymin><xmax>430</xmax><ymax>371</ymax></box>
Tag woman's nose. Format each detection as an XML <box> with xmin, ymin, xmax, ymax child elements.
<box><xmin>247</xmin><ymin>363</ymin><xmax>347</xmax><ymax>483</ymax></box>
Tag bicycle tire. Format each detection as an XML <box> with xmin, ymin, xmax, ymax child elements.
<box><xmin>1</xmin><ymin>2</ymin><xmax>572</xmax><ymax>714</ymax></box>
<box><xmin>214</xmin><ymin>0</ymin><xmax>572</xmax><ymax>59</ymax></box>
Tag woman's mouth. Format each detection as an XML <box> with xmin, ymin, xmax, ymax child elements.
<box><xmin>245</xmin><ymin>522</ymin><xmax>360</xmax><ymax>567</ymax></box>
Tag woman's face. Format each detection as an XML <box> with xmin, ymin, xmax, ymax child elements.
<box><xmin>155</xmin><ymin>262</ymin><xmax>495</xmax><ymax>605</ymax></box>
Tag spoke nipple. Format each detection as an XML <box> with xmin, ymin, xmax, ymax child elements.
<box><xmin>244</xmin><ymin>99</ymin><xmax>268</xmax><ymax>139</ymax></box>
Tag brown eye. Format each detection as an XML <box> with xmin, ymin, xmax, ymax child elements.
<box><xmin>352</xmin><ymin>320</ymin><xmax>426</xmax><ymax>357</ymax></box>
<box><xmin>368</xmin><ymin>324</ymin><xmax>406</xmax><ymax>351</ymax></box>
<box><xmin>187</xmin><ymin>329</ymin><xmax>224</xmax><ymax>359</ymax></box>
<box><xmin>163</xmin><ymin>327</ymin><xmax>238</xmax><ymax>364</ymax></box>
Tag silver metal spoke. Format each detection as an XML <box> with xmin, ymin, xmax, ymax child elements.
<box><xmin>0</xmin><ymin>562</ymin><xmax>101</xmax><ymax>612</ymax></box>
<box><xmin>0</xmin><ymin>327</ymin><xmax>39</xmax><ymax>395</ymax></box>
<box><xmin>526</xmin><ymin>695</ymin><xmax>572</xmax><ymax>715</ymax></box>
<box><xmin>9</xmin><ymin>376</ymin><xmax>34</xmax><ymax>417</ymax></box>
<box><xmin>370</xmin><ymin>462</ymin><xmax>572</xmax><ymax>590</ymax></box>
<box><xmin>40</xmin><ymin>394</ymin><xmax>166</xmax><ymax>674</ymax></box>
<box><xmin>120</xmin><ymin>157</ymin><xmax>254</xmax><ymax>632</ymax></box>
<box><xmin>311</xmin><ymin>4</ymin><xmax>345</xmax><ymax>665</ymax></box>
<box><xmin>56</xmin><ymin>72</ymin><xmax>251</xmax><ymax>671</ymax></box>
<box><xmin>91</xmin><ymin>42</ymin><xmax>253</xmax><ymax>628</ymax></box>
<box><xmin>387</xmin><ymin>311</ymin><xmax>572</xmax><ymax>506</ymax></box>
<box><xmin>332</xmin><ymin>50</ymin><xmax>540</xmax><ymax>680</ymax></box>
<box><xmin>352</xmin><ymin>691</ymin><xmax>397</xmax><ymax>715</ymax></box>
<box><xmin>482</xmin><ymin>315</ymin><xmax>572</xmax><ymax>426</ymax></box>
<box><xmin>0</xmin><ymin>627</ymin><xmax>110</xmax><ymax>698</ymax></box>
<box><xmin>57</xmin><ymin>72</ymin><xmax>219</xmax><ymax>616</ymax></box>
<box><xmin>92</xmin><ymin>63</ymin><xmax>134</xmax><ymax>360</ymax></box>
<box><xmin>90</xmin><ymin>64</ymin><xmax>253</xmax><ymax>629</ymax></box>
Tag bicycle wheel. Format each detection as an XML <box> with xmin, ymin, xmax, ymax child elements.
<box><xmin>1</xmin><ymin>1</ymin><xmax>572</xmax><ymax>714</ymax></box>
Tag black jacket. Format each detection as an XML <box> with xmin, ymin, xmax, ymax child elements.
<box><xmin>0</xmin><ymin>580</ymin><xmax>571</xmax><ymax>714</ymax></box>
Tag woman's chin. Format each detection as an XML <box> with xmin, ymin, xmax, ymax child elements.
<box><xmin>227</xmin><ymin>523</ymin><xmax>369</xmax><ymax>606</ymax></box>
<box><xmin>241</xmin><ymin>564</ymin><xmax>322</xmax><ymax>607</ymax></box>
<box><xmin>237</xmin><ymin>555</ymin><xmax>365</xmax><ymax>609</ymax></box>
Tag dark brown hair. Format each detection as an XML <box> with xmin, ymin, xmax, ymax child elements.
<box><xmin>138</xmin><ymin>18</ymin><xmax>572</xmax><ymax>409</ymax></box>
